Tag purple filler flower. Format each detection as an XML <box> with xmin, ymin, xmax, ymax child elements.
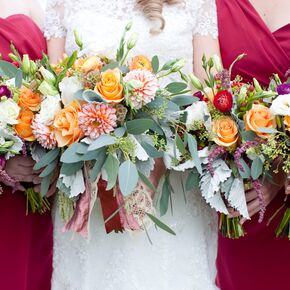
<box><xmin>277</xmin><ymin>83</ymin><xmax>290</xmax><ymax>95</ymax></box>
<box><xmin>0</xmin><ymin>85</ymin><xmax>12</xmax><ymax>99</ymax></box>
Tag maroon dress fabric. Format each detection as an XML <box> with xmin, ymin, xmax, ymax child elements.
<box><xmin>216</xmin><ymin>1</ymin><xmax>290</xmax><ymax>290</ymax></box>
<box><xmin>0</xmin><ymin>14</ymin><xmax>52</xmax><ymax>290</ymax></box>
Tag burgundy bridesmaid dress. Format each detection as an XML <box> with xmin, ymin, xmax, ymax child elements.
<box><xmin>0</xmin><ymin>15</ymin><xmax>52</xmax><ymax>290</ymax></box>
<box><xmin>216</xmin><ymin>1</ymin><xmax>290</xmax><ymax>290</ymax></box>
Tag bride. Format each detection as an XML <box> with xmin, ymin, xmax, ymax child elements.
<box><xmin>44</xmin><ymin>0</ymin><xmax>219</xmax><ymax>289</ymax></box>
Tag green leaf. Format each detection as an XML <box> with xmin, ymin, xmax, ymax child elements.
<box><xmin>251</xmin><ymin>158</ymin><xmax>264</xmax><ymax>180</ymax></box>
<box><xmin>103</xmin><ymin>154</ymin><xmax>120</xmax><ymax>190</ymax></box>
<box><xmin>241</xmin><ymin>130</ymin><xmax>257</xmax><ymax>141</ymax></box>
<box><xmin>81</xmin><ymin>150</ymin><xmax>101</xmax><ymax>161</ymax></box>
<box><xmin>185</xmin><ymin>170</ymin><xmax>200</xmax><ymax>191</ymax></box>
<box><xmin>67</xmin><ymin>51</ymin><xmax>78</xmax><ymax>68</ymax></box>
<box><xmin>146</xmin><ymin>96</ymin><xmax>165</xmax><ymax>109</ymax></box>
<box><xmin>101</xmin><ymin>61</ymin><xmax>119</xmax><ymax>72</ymax></box>
<box><xmin>82</xmin><ymin>90</ymin><xmax>105</xmax><ymax>103</ymax></box>
<box><xmin>15</xmin><ymin>70</ymin><xmax>22</xmax><ymax>88</ymax></box>
<box><xmin>187</xmin><ymin>134</ymin><xmax>202</xmax><ymax>174</ymax></box>
<box><xmin>238</xmin><ymin>158</ymin><xmax>251</xmax><ymax>179</ymax></box>
<box><xmin>257</xmin><ymin>127</ymin><xmax>278</xmax><ymax>134</ymax></box>
<box><xmin>75</xmin><ymin>143</ymin><xmax>89</xmax><ymax>154</ymax></box>
<box><xmin>175</xmin><ymin>133</ymin><xmax>186</xmax><ymax>155</ymax></box>
<box><xmin>0</xmin><ymin>60</ymin><xmax>18</xmax><ymax>78</ymax></box>
<box><xmin>34</xmin><ymin>148</ymin><xmax>60</xmax><ymax>170</ymax></box>
<box><xmin>114</xmin><ymin>127</ymin><xmax>126</xmax><ymax>137</ymax></box>
<box><xmin>88</xmin><ymin>135</ymin><xmax>116</xmax><ymax>151</ymax></box>
<box><xmin>118</xmin><ymin>160</ymin><xmax>139</xmax><ymax>196</ymax></box>
<box><xmin>40</xmin><ymin>172</ymin><xmax>53</xmax><ymax>197</ymax></box>
<box><xmin>39</xmin><ymin>159</ymin><xmax>58</xmax><ymax>178</ymax></box>
<box><xmin>165</xmin><ymin>82</ymin><xmax>187</xmax><ymax>94</ymax></box>
<box><xmin>60</xmin><ymin>144</ymin><xmax>84</xmax><ymax>163</ymax></box>
<box><xmin>146</xmin><ymin>213</ymin><xmax>176</xmax><ymax>236</ymax></box>
<box><xmin>138</xmin><ymin>171</ymin><xmax>157</xmax><ymax>193</ymax></box>
<box><xmin>171</xmin><ymin>95</ymin><xmax>198</xmax><ymax>107</ymax></box>
<box><xmin>142</xmin><ymin>142</ymin><xmax>163</xmax><ymax>158</ymax></box>
<box><xmin>151</xmin><ymin>55</ymin><xmax>159</xmax><ymax>74</ymax></box>
<box><xmin>126</xmin><ymin>119</ymin><xmax>154</xmax><ymax>135</ymax></box>
<box><xmin>160</xmin><ymin>177</ymin><xmax>171</xmax><ymax>216</ymax></box>
<box><xmin>90</xmin><ymin>150</ymin><xmax>107</xmax><ymax>182</ymax></box>
<box><xmin>60</xmin><ymin>161</ymin><xmax>84</xmax><ymax>176</ymax></box>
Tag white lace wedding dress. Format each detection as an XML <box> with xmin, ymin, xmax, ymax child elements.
<box><xmin>44</xmin><ymin>1</ymin><xmax>219</xmax><ymax>289</ymax></box>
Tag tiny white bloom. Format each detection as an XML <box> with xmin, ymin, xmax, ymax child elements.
<box><xmin>185</xmin><ymin>101</ymin><xmax>211</xmax><ymax>130</ymax></box>
<box><xmin>0</xmin><ymin>99</ymin><xmax>20</xmax><ymax>125</ymax></box>
<box><xmin>38</xmin><ymin>95</ymin><xmax>62</xmax><ymax>125</ymax></box>
<box><xmin>270</xmin><ymin>94</ymin><xmax>290</xmax><ymax>116</ymax></box>
<box><xmin>59</xmin><ymin>76</ymin><xmax>83</xmax><ymax>106</ymax></box>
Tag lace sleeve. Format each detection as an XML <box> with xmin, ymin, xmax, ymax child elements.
<box><xmin>44</xmin><ymin>0</ymin><xmax>67</xmax><ymax>39</ymax></box>
<box><xmin>192</xmin><ymin>0</ymin><xmax>218</xmax><ymax>39</ymax></box>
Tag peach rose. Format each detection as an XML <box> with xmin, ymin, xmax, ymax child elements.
<box><xmin>212</xmin><ymin>116</ymin><xmax>239</xmax><ymax>147</ymax></box>
<box><xmin>18</xmin><ymin>87</ymin><xmax>41</xmax><ymax>111</ymax></box>
<box><xmin>284</xmin><ymin>115</ymin><xmax>290</xmax><ymax>131</ymax></box>
<box><xmin>244</xmin><ymin>104</ymin><xmax>276</xmax><ymax>138</ymax></box>
<box><xmin>81</xmin><ymin>56</ymin><xmax>102</xmax><ymax>74</ymax></box>
<box><xmin>95</xmin><ymin>68</ymin><xmax>124</xmax><ymax>103</ymax></box>
<box><xmin>15</xmin><ymin>109</ymin><xmax>35</xmax><ymax>141</ymax></box>
<box><xmin>129</xmin><ymin>55</ymin><xmax>152</xmax><ymax>71</ymax></box>
<box><xmin>53</xmin><ymin>101</ymin><xmax>84</xmax><ymax>147</ymax></box>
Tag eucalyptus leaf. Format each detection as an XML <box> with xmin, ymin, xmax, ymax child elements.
<box><xmin>160</xmin><ymin>176</ymin><xmax>171</xmax><ymax>216</ymax></box>
<box><xmin>241</xmin><ymin>130</ymin><xmax>257</xmax><ymax>141</ymax></box>
<box><xmin>138</xmin><ymin>171</ymin><xmax>157</xmax><ymax>193</ymax></box>
<box><xmin>142</xmin><ymin>142</ymin><xmax>163</xmax><ymax>158</ymax></box>
<box><xmin>175</xmin><ymin>133</ymin><xmax>186</xmax><ymax>155</ymax></box>
<box><xmin>39</xmin><ymin>159</ymin><xmax>58</xmax><ymax>178</ymax></box>
<box><xmin>114</xmin><ymin>127</ymin><xmax>126</xmax><ymax>137</ymax></box>
<box><xmin>185</xmin><ymin>170</ymin><xmax>200</xmax><ymax>191</ymax></box>
<box><xmin>88</xmin><ymin>135</ymin><xmax>116</xmax><ymax>151</ymax></box>
<box><xmin>257</xmin><ymin>127</ymin><xmax>278</xmax><ymax>134</ymax></box>
<box><xmin>118</xmin><ymin>160</ymin><xmax>139</xmax><ymax>196</ymax></box>
<box><xmin>251</xmin><ymin>157</ymin><xmax>264</xmax><ymax>180</ymax></box>
<box><xmin>126</xmin><ymin>119</ymin><xmax>154</xmax><ymax>135</ymax></box>
<box><xmin>76</xmin><ymin>143</ymin><xmax>89</xmax><ymax>154</ymax></box>
<box><xmin>60</xmin><ymin>161</ymin><xmax>84</xmax><ymax>176</ymax></box>
<box><xmin>34</xmin><ymin>148</ymin><xmax>60</xmax><ymax>170</ymax></box>
<box><xmin>40</xmin><ymin>172</ymin><xmax>53</xmax><ymax>197</ymax></box>
<box><xmin>60</xmin><ymin>144</ymin><xmax>84</xmax><ymax>164</ymax></box>
<box><xmin>15</xmin><ymin>70</ymin><xmax>22</xmax><ymax>88</ymax></box>
<box><xmin>146</xmin><ymin>213</ymin><xmax>176</xmax><ymax>235</ymax></box>
<box><xmin>74</xmin><ymin>89</ymin><xmax>85</xmax><ymax>101</ymax></box>
<box><xmin>101</xmin><ymin>61</ymin><xmax>119</xmax><ymax>72</ymax></box>
<box><xmin>151</xmin><ymin>55</ymin><xmax>159</xmax><ymax>73</ymax></box>
<box><xmin>187</xmin><ymin>134</ymin><xmax>202</xmax><ymax>174</ymax></box>
<box><xmin>103</xmin><ymin>154</ymin><xmax>119</xmax><ymax>190</ymax></box>
<box><xmin>82</xmin><ymin>90</ymin><xmax>106</xmax><ymax>103</ymax></box>
<box><xmin>171</xmin><ymin>95</ymin><xmax>198</xmax><ymax>107</ymax></box>
<box><xmin>165</xmin><ymin>82</ymin><xmax>187</xmax><ymax>94</ymax></box>
<box><xmin>0</xmin><ymin>60</ymin><xmax>18</xmax><ymax>77</ymax></box>
<box><xmin>89</xmin><ymin>149</ymin><xmax>107</xmax><ymax>182</ymax></box>
<box><xmin>238</xmin><ymin>158</ymin><xmax>251</xmax><ymax>179</ymax></box>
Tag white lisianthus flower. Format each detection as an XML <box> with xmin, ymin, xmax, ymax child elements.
<box><xmin>0</xmin><ymin>99</ymin><xmax>20</xmax><ymax>125</ymax></box>
<box><xmin>185</xmin><ymin>101</ymin><xmax>211</xmax><ymax>130</ymax></box>
<box><xmin>38</xmin><ymin>95</ymin><xmax>62</xmax><ymax>125</ymax></box>
<box><xmin>59</xmin><ymin>76</ymin><xmax>83</xmax><ymax>106</ymax></box>
<box><xmin>270</xmin><ymin>94</ymin><xmax>290</xmax><ymax>116</ymax></box>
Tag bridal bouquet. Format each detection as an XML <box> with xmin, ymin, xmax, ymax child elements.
<box><xmin>0</xmin><ymin>50</ymin><xmax>54</xmax><ymax>213</ymax></box>
<box><xmin>33</xmin><ymin>23</ymin><xmax>190</xmax><ymax>238</ymax></box>
<box><xmin>164</xmin><ymin>54</ymin><xmax>278</xmax><ymax>238</ymax></box>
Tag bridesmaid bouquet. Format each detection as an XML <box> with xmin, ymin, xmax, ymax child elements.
<box><xmin>164</xmin><ymin>54</ymin><xmax>278</xmax><ymax>238</ymax></box>
<box><xmin>0</xmin><ymin>50</ymin><xmax>53</xmax><ymax>214</ymax></box>
<box><xmin>32</xmin><ymin>23</ymin><xmax>190</xmax><ymax>238</ymax></box>
<box><xmin>261</xmin><ymin>76</ymin><xmax>290</xmax><ymax>238</ymax></box>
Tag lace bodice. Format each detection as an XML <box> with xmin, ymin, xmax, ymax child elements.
<box><xmin>44</xmin><ymin>1</ymin><xmax>219</xmax><ymax>289</ymax></box>
<box><xmin>45</xmin><ymin>0</ymin><xmax>218</xmax><ymax>74</ymax></box>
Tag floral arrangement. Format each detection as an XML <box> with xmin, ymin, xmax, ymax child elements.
<box><xmin>0</xmin><ymin>49</ymin><xmax>54</xmax><ymax>213</ymax></box>
<box><xmin>28</xmin><ymin>23</ymin><xmax>192</xmax><ymax>238</ymax></box>
<box><xmin>163</xmin><ymin>54</ymin><xmax>281</xmax><ymax>239</ymax></box>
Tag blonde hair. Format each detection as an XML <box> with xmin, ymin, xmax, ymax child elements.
<box><xmin>137</xmin><ymin>0</ymin><xmax>182</xmax><ymax>33</ymax></box>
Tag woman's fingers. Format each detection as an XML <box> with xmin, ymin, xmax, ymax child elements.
<box><xmin>247</xmin><ymin>198</ymin><xmax>260</xmax><ymax>217</ymax></box>
<box><xmin>245</xmin><ymin>189</ymin><xmax>258</xmax><ymax>202</ymax></box>
<box><xmin>227</xmin><ymin>207</ymin><xmax>240</xmax><ymax>218</ymax></box>
<box><xmin>13</xmin><ymin>174</ymin><xmax>35</xmax><ymax>183</ymax></box>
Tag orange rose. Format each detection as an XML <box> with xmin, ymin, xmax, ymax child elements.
<box><xmin>18</xmin><ymin>87</ymin><xmax>41</xmax><ymax>111</ymax></box>
<box><xmin>212</xmin><ymin>116</ymin><xmax>239</xmax><ymax>147</ymax></box>
<box><xmin>95</xmin><ymin>68</ymin><xmax>124</xmax><ymax>103</ymax></box>
<box><xmin>53</xmin><ymin>101</ymin><xmax>84</xmax><ymax>147</ymax></box>
<box><xmin>129</xmin><ymin>55</ymin><xmax>152</xmax><ymax>71</ymax></box>
<box><xmin>15</xmin><ymin>109</ymin><xmax>35</xmax><ymax>141</ymax></box>
<box><xmin>244</xmin><ymin>104</ymin><xmax>276</xmax><ymax>138</ymax></box>
<box><xmin>284</xmin><ymin>115</ymin><xmax>290</xmax><ymax>131</ymax></box>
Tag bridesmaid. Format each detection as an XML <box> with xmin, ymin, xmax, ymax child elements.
<box><xmin>193</xmin><ymin>0</ymin><xmax>290</xmax><ymax>289</ymax></box>
<box><xmin>0</xmin><ymin>1</ymin><xmax>54</xmax><ymax>290</ymax></box>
